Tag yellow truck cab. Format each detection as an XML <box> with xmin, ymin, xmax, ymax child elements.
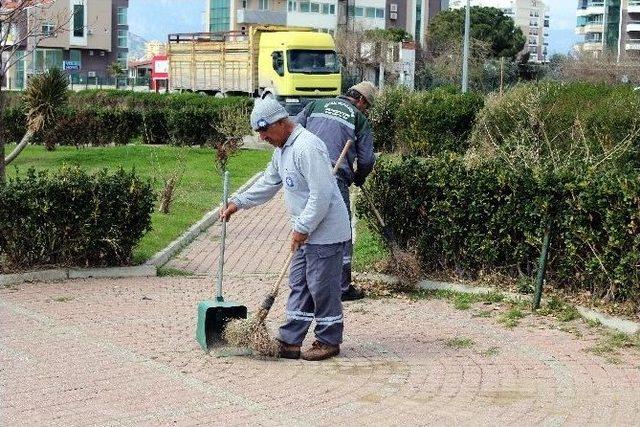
<box><xmin>258</xmin><ymin>31</ymin><xmax>341</xmax><ymax>110</ymax></box>
<box><xmin>168</xmin><ymin>26</ymin><xmax>341</xmax><ymax>113</ymax></box>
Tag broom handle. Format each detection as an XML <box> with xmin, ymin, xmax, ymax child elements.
<box><xmin>216</xmin><ymin>170</ymin><xmax>230</xmax><ymax>301</ymax></box>
<box><xmin>360</xmin><ymin>186</ymin><xmax>387</xmax><ymax>228</ymax></box>
<box><xmin>262</xmin><ymin>140</ymin><xmax>353</xmax><ymax>307</ymax></box>
<box><xmin>334</xmin><ymin>139</ymin><xmax>352</xmax><ymax>175</ymax></box>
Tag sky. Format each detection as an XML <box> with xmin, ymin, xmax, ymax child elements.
<box><xmin>128</xmin><ymin>0</ymin><xmax>578</xmax><ymax>55</ymax></box>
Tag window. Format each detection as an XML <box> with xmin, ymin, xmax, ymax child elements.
<box><xmin>117</xmin><ymin>51</ymin><xmax>128</xmax><ymax>68</ymax></box>
<box><xmin>259</xmin><ymin>0</ymin><xmax>269</xmax><ymax>9</ymax></box>
<box><xmin>365</xmin><ymin>7</ymin><xmax>375</xmax><ymax>18</ymax></box>
<box><xmin>288</xmin><ymin>1</ymin><xmax>297</xmax><ymax>11</ymax></box>
<box><xmin>300</xmin><ymin>1</ymin><xmax>310</xmax><ymax>12</ymax></box>
<box><xmin>118</xmin><ymin>29</ymin><xmax>128</xmax><ymax>48</ymax></box>
<box><xmin>210</xmin><ymin>0</ymin><xmax>230</xmax><ymax>31</ymax></box>
<box><xmin>117</xmin><ymin>7</ymin><xmax>127</xmax><ymax>26</ymax></box>
<box><xmin>330</xmin><ymin>4</ymin><xmax>335</xmax><ymax>14</ymax></box>
<box><xmin>375</xmin><ymin>8</ymin><xmax>384</xmax><ymax>18</ymax></box>
<box><xmin>69</xmin><ymin>49</ymin><xmax>81</xmax><ymax>64</ymax></box>
<box><xmin>310</xmin><ymin>3</ymin><xmax>319</xmax><ymax>12</ymax></box>
<box><xmin>42</xmin><ymin>22</ymin><xmax>55</xmax><ymax>37</ymax></box>
<box><xmin>73</xmin><ymin>4</ymin><xmax>84</xmax><ymax>37</ymax></box>
<box><xmin>272</xmin><ymin>51</ymin><xmax>284</xmax><ymax>76</ymax></box>
<box><xmin>287</xmin><ymin>50</ymin><xmax>340</xmax><ymax>74</ymax></box>
<box><xmin>322</xmin><ymin>3</ymin><xmax>329</xmax><ymax>14</ymax></box>
<box><xmin>354</xmin><ymin>6</ymin><xmax>363</xmax><ymax>16</ymax></box>
<box><xmin>34</xmin><ymin>49</ymin><xmax>63</xmax><ymax>73</ymax></box>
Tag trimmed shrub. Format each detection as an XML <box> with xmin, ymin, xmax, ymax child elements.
<box><xmin>359</xmin><ymin>154</ymin><xmax>640</xmax><ymax>305</ymax></box>
<box><xmin>0</xmin><ymin>166</ymin><xmax>155</xmax><ymax>272</ymax></box>
<box><xmin>368</xmin><ymin>85</ymin><xmax>409</xmax><ymax>152</ymax></box>
<box><xmin>1</xmin><ymin>105</ymin><xmax>27</xmax><ymax>144</ymax></box>
<box><xmin>470</xmin><ymin>81</ymin><xmax>640</xmax><ymax>170</ymax></box>
<box><xmin>396</xmin><ymin>88</ymin><xmax>484</xmax><ymax>155</ymax></box>
<box><xmin>369</xmin><ymin>87</ymin><xmax>484</xmax><ymax>155</ymax></box>
<box><xmin>9</xmin><ymin>90</ymin><xmax>253</xmax><ymax>147</ymax></box>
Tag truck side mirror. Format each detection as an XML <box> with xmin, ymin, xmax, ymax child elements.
<box><xmin>271</xmin><ymin>51</ymin><xmax>284</xmax><ymax>76</ymax></box>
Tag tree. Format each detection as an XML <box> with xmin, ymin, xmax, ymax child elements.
<box><xmin>107</xmin><ymin>61</ymin><xmax>125</xmax><ymax>89</ymax></box>
<box><xmin>364</xmin><ymin>28</ymin><xmax>412</xmax><ymax>43</ymax></box>
<box><xmin>428</xmin><ymin>6</ymin><xmax>525</xmax><ymax>59</ymax></box>
<box><xmin>4</xmin><ymin>67</ymin><xmax>68</xmax><ymax>164</ymax></box>
<box><xmin>1</xmin><ymin>0</ymin><xmax>72</xmax><ymax>183</ymax></box>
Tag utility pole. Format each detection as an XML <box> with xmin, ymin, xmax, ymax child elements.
<box><xmin>461</xmin><ymin>0</ymin><xmax>470</xmax><ymax>93</ymax></box>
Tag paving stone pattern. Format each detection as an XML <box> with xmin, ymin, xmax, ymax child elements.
<box><xmin>1</xmin><ymin>192</ymin><xmax>640</xmax><ymax>426</ymax></box>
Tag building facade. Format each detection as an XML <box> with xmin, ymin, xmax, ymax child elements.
<box><xmin>2</xmin><ymin>0</ymin><xmax>128</xmax><ymax>89</ymax></box>
<box><xmin>205</xmin><ymin>0</ymin><xmax>444</xmax><ymax>46</ymax></box>
<box><xmin>449</xmin><ymin>0</ymin><xmax>549</xmax><ymax>62</ymax></box>
<box><xmin>575</xmin><ymin>0</ymin><xmax>640</xmax><ymax>60</ymax></box>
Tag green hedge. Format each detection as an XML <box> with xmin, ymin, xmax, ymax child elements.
<box><xmin>4</xmin><ymin>90</ymin><xmax>252</xmax><ymax>147</ymax></box>
<box><xmin>0</xmin><ymin>105</ymin><xmax>27</xmax><ymax>144</ymax></box>
<box><xmin>0</xmin><ymin>166</ymin><xmax>155</xmax><ymax>272</ymax></box>
<box><xmin>470</xmin><ymin>81</ymin><xmax>640</xmax><ymax>169</ymax></box>
<box><xmin>359</xmin><ymin>155</ymin><xmax>640</xmax><ymax>304</ymax></box>
<box><xmin>369</xmin><ymin>86</ymin><xmax>484</xmax><ymax>155</ymax></box>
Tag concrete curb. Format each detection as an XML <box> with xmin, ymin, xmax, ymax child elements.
<box><xmin>145</xmin><ymin>171</ymin><xmax>264</xmax><ymax>267</ymax></box>
<box><xmin>0</xmin><ymin>171</ymin><xmax>264</xmax><ymax>287</ymax></box>
<box><xmin>0</xmin><ymin>265</ymin><xmax>157</xmax><ymax>287</ymax></box>
<box><xmin>353</xmin><ymin>272</ymin><xmax>640</xmax><ymax>336</ymax></box>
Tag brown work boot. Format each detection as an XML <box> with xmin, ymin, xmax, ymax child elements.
<box><xmin>275</xmin><ymin>339</ymin><xmax>301</xmax><ymax>359</ymax></box>
<box><xmin>301</xmin><ymin>340</ymin><xmax>340</xmax><ymax>361</ymax></box>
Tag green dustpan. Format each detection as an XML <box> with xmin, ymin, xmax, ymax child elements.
<box><xmin>196</xmin><ymin>170</ymin><xmax>247</xmax><ymax>351</ymax></box>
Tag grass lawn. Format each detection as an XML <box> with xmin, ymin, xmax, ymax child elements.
<box><xmin>352</xmin><ymin>216</ymin><xmax>388</xmax><ymax>272</ymax></box>
<box><xmin>7</xmin><ymin>144</ymin><xmax>272</xmax><ymax>264</ymax></box>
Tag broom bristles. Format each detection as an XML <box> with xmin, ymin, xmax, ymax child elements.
<box><xmin>390</xmin><ymin>245</ymin><xmax>421</xmax><ymax>290</ymax></box>
<box><xmin>223</xmin><ymin>309</ymin><xmax>279</xmax><ymax>357</ymax></box>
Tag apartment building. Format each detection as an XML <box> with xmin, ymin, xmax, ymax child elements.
<box><xmin>449</xmin><ymin>0</ymin><xmax>550</xmax><ymax>62</ymax></box>
<box><xmin>2</xmin><ymin>0</ymin><xmax>128</xmax><ymax>89</ymax></box>
<box><xmin>575</xmin><ymin>0</ymin><xmax>640</xmax><ymax>60</ymax></box>
<box><xmin>205</xmin><ymin>0</ymin><xmax>446</xmax><ymax>46</ymax></box>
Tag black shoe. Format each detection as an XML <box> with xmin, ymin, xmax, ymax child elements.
<box><xmin>275</xmin><ymin>339</ymin><xmax>301</xmax><ymax>359</ymax></box>
<box><xmin>341</xmin><ymin>285</ymin><xmax>364</xmax><ymax>301</ymax></box>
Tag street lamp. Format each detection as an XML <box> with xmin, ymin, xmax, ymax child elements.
<box><xmin>461</xmin><ymin>0</ymin><xmax>470</xmax><ymax>93</ymax></box>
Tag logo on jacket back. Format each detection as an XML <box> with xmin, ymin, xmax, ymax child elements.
<box><xmin>285</xmin><ymin>176</ymin><xmax>294</xmax><ymax>187</ymax></box>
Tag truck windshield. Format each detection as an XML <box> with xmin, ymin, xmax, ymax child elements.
<box><xmin>287</xmin><ymin>50</ymin><xmax>340</xmax><ymax>74</ymax></box>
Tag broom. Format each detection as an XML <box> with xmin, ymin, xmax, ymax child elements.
<box><xmin>359</xmin><ymin>186</ymin><xmax>421</xmax><ymax>289</ymax></box>
<box><xmin>223</xmin><ymin>251</ymin><xmax>294</xmax><ymax>356</ymax></box>
<box><xmin>224</xmin><ymin>140</ymin><xmax>353</xmax><ymax>356</ymax></box>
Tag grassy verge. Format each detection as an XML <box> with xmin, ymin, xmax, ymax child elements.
<box><xmin>7</xmin><ymin>144</ymin><xmax>272</xmax><ymax>263</ymax></box>
<box><xmin>352</xmin><ymin>217</ymin><xmax>388</xmax><ymax>272</ymax></box>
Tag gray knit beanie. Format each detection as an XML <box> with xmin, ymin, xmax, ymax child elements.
<box><xmin>250</xmin><ymin>98</ymin><xmax>289</xmax><ymax>131</ymax></box>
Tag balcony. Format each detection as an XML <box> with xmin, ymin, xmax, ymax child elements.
<box><xmin>236</xmin><ymin>9</ymin><xmax>286</xmax><ymax>25</ymax></box>
<box><xmin>627</xmin><ymin>21</ymin><xmax>640</xmax><ymax>32</ymax></box>
<box><xmin>626</xmin><ymin>39</ymin><xmax>640</xmax><ymax>50</ymax></box>
<box><xmin>629</xmin><ymin>1</ymin><xmax>640</xmax><ymax>14</ymax></box>
<box><xmin>584</xmin><ymin>23</ymin><xmax>604</xmax><ymax>33</ymax></box>
<box><xmin>577</xmin><ymin>3</ymin><xmax>605</xmax><ymax>17</ymax></box>
<box><xmin>583</xmin><ymin>41</ymin><xmax>603</xmax><ymax>51</ymax></box>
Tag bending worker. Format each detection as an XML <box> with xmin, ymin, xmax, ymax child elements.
<box><xmin>295</xmin><ymin>81</ymin><xmax>377</xmax><ymax>301</ymax></box>
<box><xmin>219</xmin><ymin>98</ymin><xmax>351</xmax><ymax>361</ymax></box>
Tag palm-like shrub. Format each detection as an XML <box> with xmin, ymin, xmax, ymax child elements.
<box><xmin>5</xmin><ymin>68</ymin><xmax>68</xmax><ymax>163</ymax></box>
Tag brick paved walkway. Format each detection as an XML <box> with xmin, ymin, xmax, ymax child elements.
<box><xmin>2</xmin><ymin>191</ymin><xmax>640</xmax><ymax>426</ymax></box>
<box><xmin>167</xmin><ymin>191</ymin><xmax>291</xmax><ymax>277</ymax></box>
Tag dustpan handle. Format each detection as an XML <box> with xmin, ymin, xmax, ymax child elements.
<box><xmin>216</xmin><ymin>170</ymin><xmax>230</xmax><ymax>301</ymax></box>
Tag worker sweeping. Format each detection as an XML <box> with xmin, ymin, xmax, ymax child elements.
<box><xmin>219</xmin><ymin>98</ymin><xmax>351</xmax><ymax>361</ymax></box>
